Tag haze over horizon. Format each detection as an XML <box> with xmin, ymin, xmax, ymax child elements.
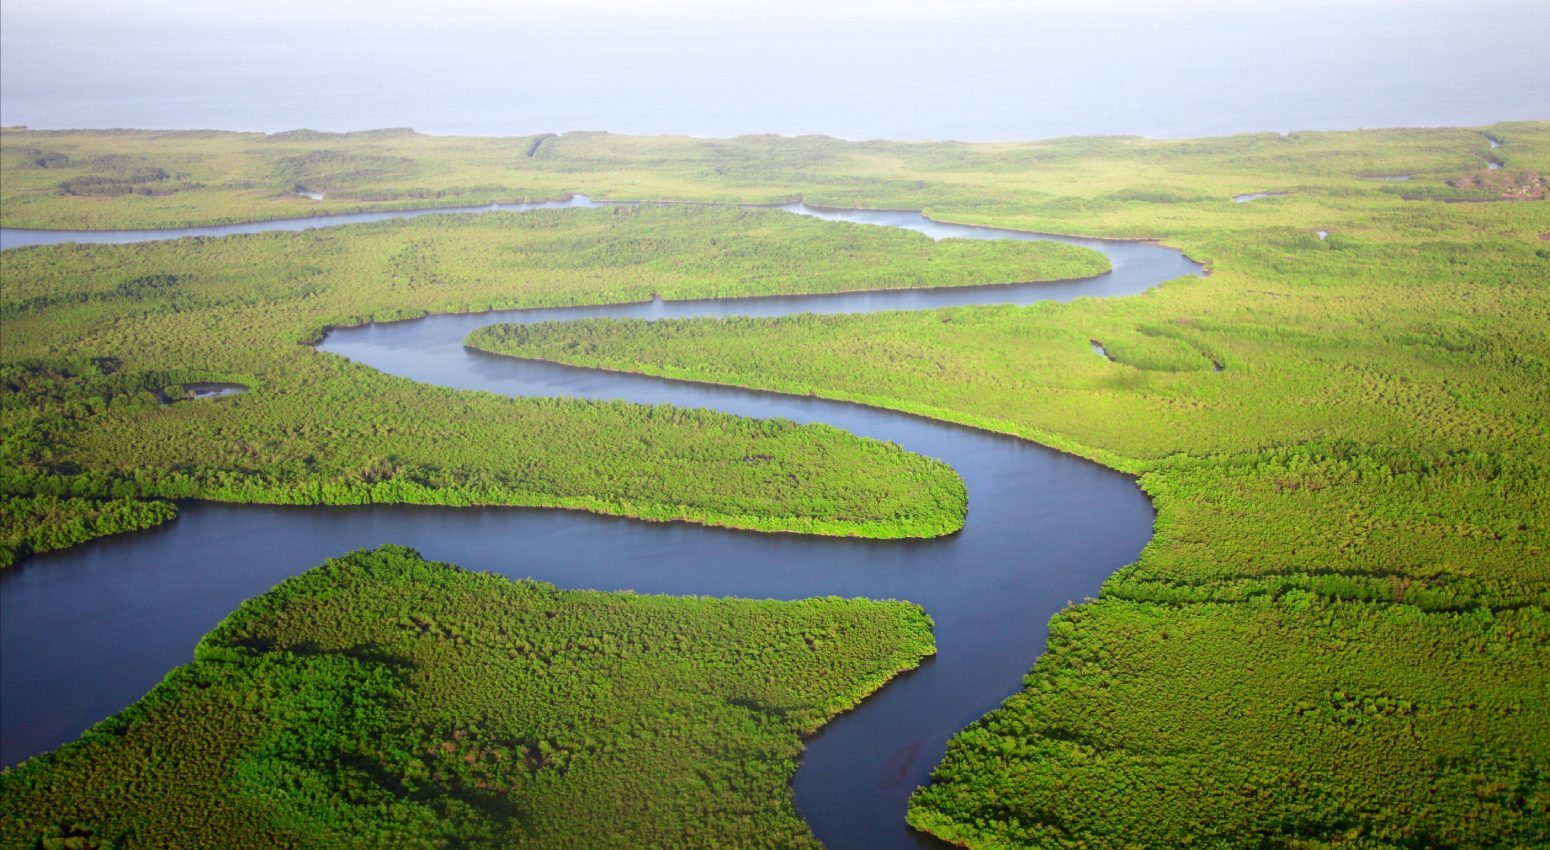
<box><xmin>3</xmin><ymin>0</ymin><xmax>1548</xmax><ymax>142</ymax></box>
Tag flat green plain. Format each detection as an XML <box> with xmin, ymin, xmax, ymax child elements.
<box><xmin>465</xmin><ymin>126</ymin><xmax>1550</xmax><ymax>846</ymax></box>
<box><xmin>2</xmin><ymin>122</ymin><xmax>1548</xmax><ymax>847</ymax></box>
<box><xmin>0</xmin><ymin>545</ymin><xmax>935</xmax><ymax>849</ymax></box>
<box><xmin>0</xmin><ymin>206</ymin><xmax>1113</xmax><ymax>564</ymax></box>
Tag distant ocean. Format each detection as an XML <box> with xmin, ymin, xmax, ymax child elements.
<box><xmin>3</xmin><ymin>3</ymin><xmax>1547</xmax><ymax>140</ymax></box>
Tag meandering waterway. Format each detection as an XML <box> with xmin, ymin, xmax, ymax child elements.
<box><xmin>0</xmin><ymin>199</ymin><xmax>1203</xmax><ymax>848</ymax></box>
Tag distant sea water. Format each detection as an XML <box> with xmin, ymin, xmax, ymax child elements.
<box><xmin>2</xmin><ymin>2</ymin><xmax>1547</xmax><ymax>140</ymax></box>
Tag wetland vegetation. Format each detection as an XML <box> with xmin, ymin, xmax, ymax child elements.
<box><xmin>2</xmin><ymin>121</ymin><xmax>1547</xmax><ymax>848</ymax></box>
<box><xmin>0</xmin><ymin>545</ymin><xmax>935</xmax><ymax>848</ymax></box>
<box><xmin>0</xmin><ymin>205</ymin><xmax>1111</xmax><ymax>564</ymax></box>
<box><xmin>461</xmin><ymin>125</ymin><xmax>1550</xmax><ymax>847</ymax></box>
<box><xmin>1</xmin><ymin>124</ymin><xmax>1534</xmax><ymax>232</ymax></box>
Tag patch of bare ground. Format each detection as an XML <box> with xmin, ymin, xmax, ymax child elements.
<box><xmin>1448</xmin><ymin>169</ymin><xmax>1548</xmax><ymax>200</ymax></box>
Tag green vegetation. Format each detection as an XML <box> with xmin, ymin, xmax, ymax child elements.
<box><xmin>3</xmin><ymin>124</ymin><xmax>1539</xmax><ymax>232</ymax></box>
<box><xmin>3</xmin><ymin>122</ymin><xmax>1548</xmax><ymax>845</ymax></box>
<box><xmin>911</xmin><ymin>597</ymin><xmax>1548</xmax><ymax>848</ymax></box>
<box><xmin>0</xmin><ymin>206</ymin><xmax>1110</xmax><ymax>558</ymax></box>
<box><xmin>0</xmin><ymin>494</ymin><xmax>177</xmax><ymax>567</ymax></box>
<box><xmin>0</xmin><ymin>545</ymin><xmax>936</xmax><ymax>848</ymax></box>
<box><xmin>459</xmin><ymin>126</ymin><xmax>1550</xmax><ymax>846</ymax></box>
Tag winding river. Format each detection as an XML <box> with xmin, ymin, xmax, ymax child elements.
<box><xmin>0</xmin><ymin>198</ymin><xmax>1203</xmax><ymax>848</ymax></box>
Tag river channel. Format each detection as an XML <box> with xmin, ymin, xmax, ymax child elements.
<box><xmin>0</xmin><ymin>197</ymin><xmax>1203</xmax><ymax>848</ymax></box>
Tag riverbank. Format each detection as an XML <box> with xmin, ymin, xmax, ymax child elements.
<box><xmin>8</xmin><ymin>206</ymin><xmax>1117</xmax><ymax>566</ymax></box>
<box><xmin>0</xmin><ymin>546</ymin><xmax>937</xmax><ymax>850</ymax></box>
<box><xmin>2</xmin><ymin>122</ymin><xmax>1545</xmax><ymax>848</ymax></box>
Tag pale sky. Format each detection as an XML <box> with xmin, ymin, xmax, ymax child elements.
<box><xmin>3</xmin><ymin>0</ymin><xmax>1546</xmax><ymax>140</ymax></box>
<box><xmin>0</xmin><ymin>0</ymin><xmax>1464</xmax><ymax>27</ymax></box>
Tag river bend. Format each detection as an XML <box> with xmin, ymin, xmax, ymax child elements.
<box><xmin>0</xmin><ymin>198</ymin><xmax>1203</xmax><ymax>848</ymax></box>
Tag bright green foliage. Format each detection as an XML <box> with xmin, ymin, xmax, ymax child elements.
<box><xmin>1</xmin><ymin>357</ymin><xmax>183</xmax><ymax>564</ymax></box>
<box><xmin>457</xmin><ymin>127</ymin><xmax>1550</xmax><ymax>846</ymax></box>
<box><xmin>0</xmin><ymin>545</ymin><xmax>937</xmax><ymax>849</ymax></box>
<box><xmin>909</xmin><ymin>597</ymin><xmax>1549</xmax><ymax>848</ymax></box>
<box><xmin>3</xmin><ymin>123</ymin><xmax>1544</xmax><ymax>232</ymax></box>
<box><xmin>5</xmin><ymin>121</ymin><xmax>1550</xmax><ymax>846</ymax></box>
<box><xmin>0</xmin><ymin>494</ymin><xmax>177</xmax><ymax>566</ymax></box>
<box><xmin>0</xmin><ymin>205</ymin><xmax>1110</xmax><ymax>558</ymax></box>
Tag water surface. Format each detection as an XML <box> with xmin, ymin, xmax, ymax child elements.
<box><xmin>0</xmin><ymin>202</ymin><xmax>1203</xmax><ymax>849</ymax></box>
<box><xmin>0</xmin><ymin>197</ymin><xmax>595</xmax><ymax>251</ymax></box>
<box><xmin>1233</xmin><ymin>191</ymin><xmax>1289</xmax><ymax>203</ymax></box>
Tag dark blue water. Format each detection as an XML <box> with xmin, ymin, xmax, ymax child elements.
<box><xmin>0</xmin><ymin>201</ymin><xmax>1203</xmax><ymax>848</ymax></box>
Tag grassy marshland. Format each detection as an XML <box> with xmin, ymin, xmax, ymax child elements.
<box><xmin>0</xmin><ymin>546</ymin><xmax>935</xmax><ymax>848</ymax></box>
<box><xmin>3</xmin><ymin>122</ymin><xmax>1547</xmax><ymax>846</ymax></box>
<box><xmin>0</xmin><ymin>206</ymin><xmax>1110</xmax><ymax>564</ymax></box>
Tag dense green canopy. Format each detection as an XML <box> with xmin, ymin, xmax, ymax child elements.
<box><xmin>3</xmin><ymin>122</ymin><xmax>1547</xmax><ymax>847</ymax></box>
<box><xmin>0</xmin><ymin>546</ymin><xmax>935</xmax><ymax>848</ymax></box>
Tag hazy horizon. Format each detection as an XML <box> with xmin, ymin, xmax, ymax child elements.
<box><xmin>3</xmin><ymin>0</ymin><xmax>1547</xmax><ymax>141</ymax></box>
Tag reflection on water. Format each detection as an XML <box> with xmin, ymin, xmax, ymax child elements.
<box><xmin>179</xmin><ymin>382</ymin><xmax>248</xmax><ymax>399</ymax></box>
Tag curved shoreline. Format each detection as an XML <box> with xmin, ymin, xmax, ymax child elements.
<box><xmin>461</xmin><ymin>345</ymin><xmax>1144</xmax><ymax>477</ymax></box>
<box><xmin>3</xmin><ymin>200</ymin><xmax>1200</xmax><ymax>849</ymax></box>
<box><xmin>311</xmin><ymin>207</ymin><xmax>1198</xmax><ymax>848</ymax></box>
<box><xmin>300</xmin><ymin>263</ymin><xmax>1115</xmax><ymax>347</ymax></box>
<box><xmin>2</xmin><ymin>193</ymin><xmax>1205</xmax><ymax>264</ymax></box>
<box><xmin>0</xmin><ymin>194</ymin><xmax>590</xmax><ymax>236</ymax></box>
